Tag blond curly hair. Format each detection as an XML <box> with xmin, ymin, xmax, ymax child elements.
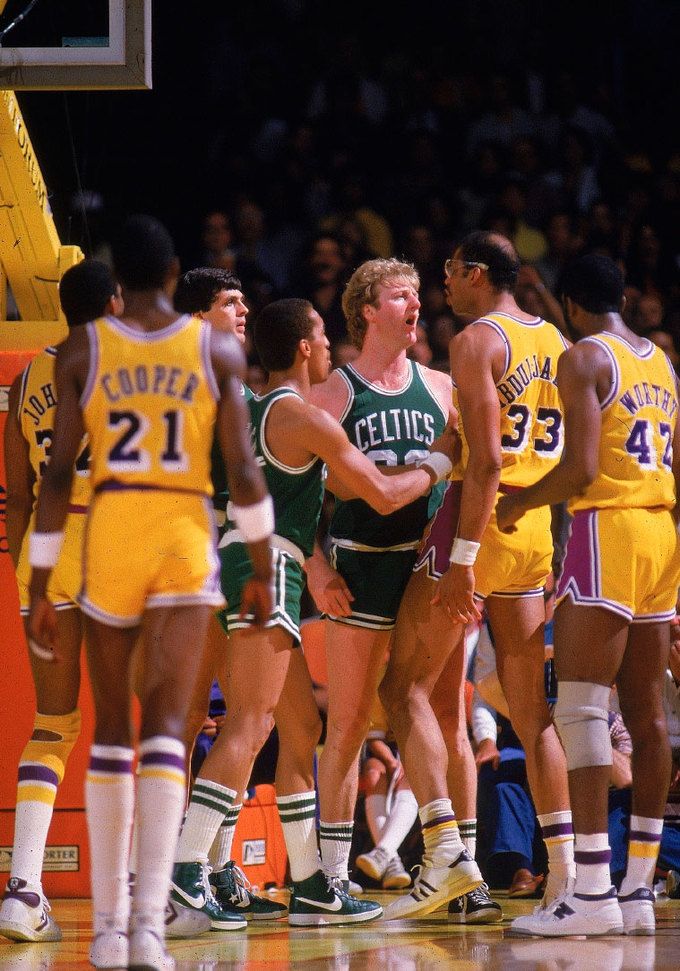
<box><xmin>342</xmin><ymin>258</ymin><xmax>419</xmax><ymax>349</ymax></box>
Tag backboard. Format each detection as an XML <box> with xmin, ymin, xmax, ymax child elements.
<box><xmin>0</xmin><ymin>0</ymin><xmax>152</xmax><ymax>90</ymax></box>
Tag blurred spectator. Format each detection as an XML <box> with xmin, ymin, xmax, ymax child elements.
<box><xmin>515</xmin><ymin>264</ymin><xmax>567</xmax><ymax>334</ymax></box>
<box><xmin>544</xmin><ymin>126</ymin><xmax>601</xmax><ymax>215</ymax></box>
<box><xmin>648</xmin><ymin>329</ymin><xmax>680</xmax><ymax>373</ymax></box>
<box><xmin>536</xmin><ymin>211</ymin><xmax>582</xmax><ymax>293</ymax></box>
<box><xmin>466</xmin><ymin>72</ymin><xmax>536</xmax><ymax>161</ymax></box>
<box><xmin>289</xmin><ymin>232</ymin><xmax>349</xmax><ymax>344</ymax></box>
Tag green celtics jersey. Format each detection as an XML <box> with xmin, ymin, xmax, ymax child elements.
<box><xmin>248</xmin><ymin>386</ymin><xmax>325</xmax><ymax>559</ymax></box>
<box><xmin>211</xmin><ymin>381</ymin><xmax>255</xmax><ymax>512</ymax></box>
<box><xmin>330</xmin><ymin>361</ymin><xmax>448</xmax><ymax>549</ymax></box>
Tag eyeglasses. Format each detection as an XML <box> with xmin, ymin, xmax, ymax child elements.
<box><xmin>444</xmin><ymin>258</ymin><xmax>489</xmax><ymax>278</ymax></box>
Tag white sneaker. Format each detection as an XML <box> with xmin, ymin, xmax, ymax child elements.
<box><xmin>509</xmin><ymin>887</ymin><xmax>624</xmax><ymax>937</ymax></box>
<box><xmin>90</xmin><ymin>929</ymin><xmax>129</xmax><ymax>969</ymax></box>
<box><xmin>355</xmin><ymin>846</ymin><xmax>391</xmax><ymax>882</ymax></box>
<box><xmin>164</xmin><ymin>899</ymin><xmax>211</xmax><ymax>938</ymax></box>
<box><xmin>0</xmin><ymin>879</ymin><xmax>61</xmax><ymax>943</ymax></box>
<box><xmin>382</xmin><ymin>856</ymin><xmax>411</xmax><ymax>890</ymax></box>
<box><xmin>382</xmin><ymin>849</ymin><xmax>482</xmax><ymax>920</ymax></box>
<box><xmin>618</xmin><ymin>886</ymin><xmax>655</xmax><ymax>935</ymax></box>
<box><xmin>129</xmin><ymin>926</ymin><xmax>174</xmax><ymax>971</ymax></box>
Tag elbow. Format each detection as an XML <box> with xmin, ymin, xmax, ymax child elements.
<box><xmin>571</xmin><ymin>464</ymin><xmax>597</xmax><ymax>495</ymax></box>
<box><xmin>374</xmin><ymin>494</ymin><xmax>397</xmax><ymax>516</ymax></box>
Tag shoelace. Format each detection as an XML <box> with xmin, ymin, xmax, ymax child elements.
<box><xmin>467</xmin><ymin>884</ymin><xmax>491</xmax><ymax>905</ymax></box>
<box><xmin>202</xmin><ymin>865</ymin><xmax>222</xmax><ymax>908</ymax></box>
<box><xmin>230</xmin><ymin>864</ymin><xmax>253</xmax><ymax>904</ymax></box>
<box><xmin>327</xmin><ymin>876</ymin><xmax>352</xmax><ymax>900</ymax></box>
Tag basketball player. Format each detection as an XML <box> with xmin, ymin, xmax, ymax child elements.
<box><xmin>172</xmin><ymin>297</ymin><xmax>456</xmax><ymax>926</ymax></box>
<box><xmin>0</xmin><ymin>261</ymin><xmax>122</xmax><ymax>945</ymax></box>
<box><xmin>305</xmin><ymin>257</ymin><xmax>483</xmax><ymax>911</ymax></box>
<box><xmin>26</xmin><ymin>216</ymin><xmax>274</xmax><ymax>971</ymax></box>
<box><xmin>497</xmin><ymin>254</ymin><xmax>680</xmax><ymax>936</ymax></box>
<box><xmin>170</xmin><ymin>267</ymin><xmax>288</xmax><ymax>923</ymax></box>
<box><xmin>411</xmin><ymin>231</ymin><xmax>574</xmax><ymax>916</ymax></box>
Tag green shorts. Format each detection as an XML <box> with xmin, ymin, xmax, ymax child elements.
<box><xmin>217</xmin><ymin>542</ymin><xmax>304</xmax><ymax>645</ymax></box>
<box><xmin>327</xmin><ymin>543</ymin><xmax>418</xmax><ymax>630</ymax></box>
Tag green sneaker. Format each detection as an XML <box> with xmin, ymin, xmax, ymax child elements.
<box><xmin>170</xmin><ymin>861</ymin><xmax>247</xmax><ymax>931</ymax></box>
<box><xmin>288</xmin><ymin>870</ymin><xmax>383</xmax><ymax>926</ymax></box>
<box><xmin>210</xmin><ymin>861</ymin><xmax>288</xmax><ymax>921</ymax></box>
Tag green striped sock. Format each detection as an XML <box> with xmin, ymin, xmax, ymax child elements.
<box><xmin>458</xmin><ymin>818</ymin><xmax>477</xmax><ymax>859</ymax></box>
<box><xmin>208</xmin><ymin>802</ymin><xmax>242</xmax><ymax>871</ymax></box>
<box><xmin>176</xmin><ymin>779</ymin><xmax>236</xmax><ymax>863</ymax></box>
<box><xmin>277</xmin><ymin>791</ymin><xmax>319</xmax><ymax>882</ymax></box>
<box><xmin>319</xmin><ymin>820</ymin><xmax>353</xmax><ymax>881</ymax></box>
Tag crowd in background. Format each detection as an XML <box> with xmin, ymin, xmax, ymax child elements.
<box><xmin>19</xmin><ymin>3</ymin><xmax>677</xmax><ymax>379</ymax></box>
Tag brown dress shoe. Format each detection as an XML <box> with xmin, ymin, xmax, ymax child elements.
<box><xmin>508</xmin><ymin>868</ymin><xmax>544</xmax><ymax>897</ymax></box>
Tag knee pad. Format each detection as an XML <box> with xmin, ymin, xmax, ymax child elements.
<box><xmin>21</xmin><ymin>709</ymin><xmax>82</xmax><ymax>784</ymax></box>
<box><xmin>554</xmin><ymin>682</ymin><xmax>611</xmax><ymax>771</ymax></box>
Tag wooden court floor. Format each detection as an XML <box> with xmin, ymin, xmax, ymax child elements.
<box><xmin>1</xmin><ymin>892</ymin><xmax>680</xmax><ymax>970</ymax></box>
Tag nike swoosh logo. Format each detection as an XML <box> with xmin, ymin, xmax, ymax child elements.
<box><xmin>296</xmin><ymin>894</ymin><xmax>343</xmax><ymax>912</ymax></box>
<box><xmin>172</xmin><ymin>885</ymin><xmax>205</xmax><ymax>909</ymax></box>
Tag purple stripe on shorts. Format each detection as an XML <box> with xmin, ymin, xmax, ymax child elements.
<box><xmin>89</xmin><ymin>756</ymin><xmax>134</xmax><ymax>774</ymax></box>
<box><xmin>422</xmin><ymin>814</ymin><xmax>456</xmax><ymax>830</ymax></box>
<box><xmin>629</xmin><ymin>830</ymin><xmax>661</xmax><ymax>843</ymax></box>
<box><xmin>18</xmin><ymin>764</ymin><xmax>59</xmax><ymax>785</ymax></box>
<box><xmin>541</xmin><ymin>822</ymin><xmax>574</xmax><ymax>839</ymax></box>
<box><xmin>140</xmin><ymin>751</ymin><xmax>185</xmax><ymax>772</ymax></box>
<box><xmin>414</xmin><ymin>482</ymin><xmax>460</xmax><ymax>577</ymax></box>
<box><xmin>574</xmin><ymin>849</ymin><xmax>611</xmax><ymax>865</ymax></box>
<box><xmin>556</xmin><ymin>510</ymin><xmax>596</xmax><ymax>600</ymax></box>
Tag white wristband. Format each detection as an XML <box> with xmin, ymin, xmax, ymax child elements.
<box><xmin>230</xmin><ymin>495</ymin><xmax>274</xmax><ymax>543</ymax></box>
<box><xmin>418</xmin><ymin>452</ymin><xmax>453</xmax><ymax>485</ymax></box>
<box><xmin>29</xmin><ymin>531</ymin><xmax>65</xmax><ymax>569</ymax></box>
<box><xmin>449</xmin><ymin>537</ymin><xmax>480</xmax><ymax>566</ymax></box>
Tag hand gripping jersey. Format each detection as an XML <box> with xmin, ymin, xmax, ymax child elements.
<box><xmin>330</xmin><ymin>360</ymin><xmax>448</xmax><ymax>550</ymax></box>
<box><xmin>568</xmin><ymin>333</ymin><xmax>678</xmax><ymax>513</ymax></box>
<box><xmin>452</xmin><ymin>313</ymin><xmax>569</xmax><ymax>487</ymax></box>
<box><xmin>19</xmin><ymin>346</ymin><xmax>90</xmax><ymax>510</ymax></box>
<box><xmin>81</xmin><ymin>315</ymin><xmax>217</xmax><ymax>495</ymax></box>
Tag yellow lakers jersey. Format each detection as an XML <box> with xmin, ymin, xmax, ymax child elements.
<box><xmin>452</xmin><ymin>313</ymin><xmax>569</xmax><ymax>486</ymax></box>
<box><xmin>18</xmin><ymin>346</ymin><xmax>91</xmax><ymax>509</ymax></box>
<box><xmin>569</xmin><ymin>333</ymin><xmax>678</xmax><ymax>512</ymax></box>
<box><xmin>82</xmin><ymin>315</ymin><xmax>217</xmax><ymax>494</ymax></box>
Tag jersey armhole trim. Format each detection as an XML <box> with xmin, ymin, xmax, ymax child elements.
<box><xmin>79</xmin><ymin>323</ymin><xmax>99</xmax><ymax>409</ymax></box>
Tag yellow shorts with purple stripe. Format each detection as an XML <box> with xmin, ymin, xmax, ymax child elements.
<box><xmin>16</xmin><ymin>509</ymin><xmax>88</xmax><ymax>615</ymax></box>
<box><xmin>79</xmin><ymin>490</ymin><xmax>224</xmax><ymax>627</ymax></box>
<box><xmin>556</xmin><ymin>506</ymin><xmax>680</xmax><ymax>622</ymax></box>
<box><xmin>476</xmin><ymin>497</ymin><xmax>553</xmax><ymax>599</ymax></box>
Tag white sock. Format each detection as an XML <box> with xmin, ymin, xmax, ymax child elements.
<box><xmin>538</xmin><ymin>810</ymin><xmax>575</xmax><ymax>890</ymax></box>
<box><xmin>319</xmin><ymin>821</ymin><xmax>353</xmax><ymax>881</ymax></box>
<box><xmin>277</xmin><ymin>791</ymin><xmax>320</xmax><ymax>882</ymax></box>
<box><xmin>208</xmin><ymin>803</ymin><xmax>241</xmax><ymax>871</ymax></box>
<box><xmin>176</xmin><ymin>778</ymin><xmax>236</xmax><ymax>864</ymax></box>
<box><xmin>364</xmin><ymin>794</ymin><xmax>387</xmax><ymax>846</ymax></box>
<box><xmin>574</xmin><ymin>831</ymin><xmax>612</xmax><ymax>896</ymax></box>
<box><xmin>377</xmin><ymin>789</ymin><xmax>419</xmax><ymax>858</ymax></box>
<box><xmin>620</xmin><ymin>815</ymin><xmax>664</xmax><ymax>895</ymax></box>
<box><xmin>419</xmin><ymin>798</ymin><xmax>463</xmax><ymax>867</ymax></box>
<box><xmin>85</xmin><ymin>745</ymin><xmax>135</xmax><ymax>934</ymax></box>
<box><xmin>133</xmin><ymin>737</ymin><xmax>186</xmax><ymax>934</ymax></box>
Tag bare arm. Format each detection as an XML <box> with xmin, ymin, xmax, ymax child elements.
<box><xmin>284</xmin><ymin>401</ymin><xmax>440</xmax><ymax>516</ymax></box>
<box><xmin>433</xmin><ymin>327</ymin><xmax>503</xmax><ymax>623</ymax></box>
<box><xmin>495</xmin><ymin>343</ymin><xmax>604</xmax><ymax>531</ymax></box>
<box><xmin>4</xmin><ymin>374</ymin><xmax>34</xmax><ymax>567</ymax></box>
<box><xmin>28</xmin><ymin>330</ymin><xmax>89</xmax><ymax>659</ymax></box>
<box><xmin>211</xmin><ymin>330</ymin><xmax>273</xmax><ymax>622</ymax></box>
